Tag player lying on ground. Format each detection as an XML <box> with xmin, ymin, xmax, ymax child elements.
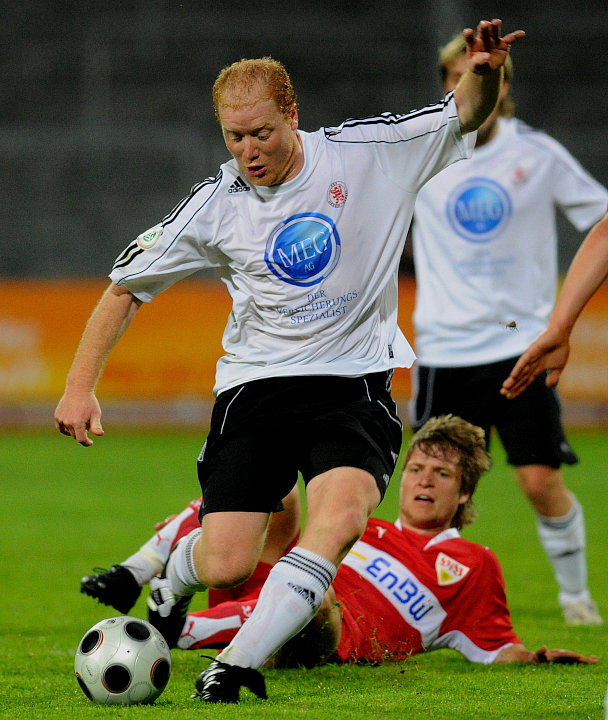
<box><xmin>502</xmin><ymin>212</ymin><xmax>608</xmax><ymax>399</ymax></box>
<box><xmin>82</xmin><ymin>415</ymin><xmax>597</xmax><ymax>676</ymax></box>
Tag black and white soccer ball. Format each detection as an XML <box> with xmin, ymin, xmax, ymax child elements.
<box><xmin>74</xmin><ymin>616</ymin><xmax>171</xmax><ymax>705</ymax></box>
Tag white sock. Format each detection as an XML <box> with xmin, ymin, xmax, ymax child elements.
<box><xmin>216</xmin><ymin>546</ymin><xmax>336</xmax><ymax>668</ymax></box>
<box><xmin>536</xmin><ymin>498</ymin><xmax>589</xmax><ymax>605</ymax></box>
<box><xmin>164</xmin><ymin>528</ymin><xmax>207</xmax><ymax>596</ymax></box>
<box><xmin>122</xmin><ymin>553</ymin><xmax>160</xmax><ymax>586</ymax></box>
<box><xmin>122</xmin><ymin>501</ymin><xmax>201</xmax><ymax>585</ymax></box>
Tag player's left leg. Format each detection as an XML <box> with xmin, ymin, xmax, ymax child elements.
<box><xmin>515</xmin><ymin>464</ymin><xmax>601</xmax><ymax>625</ymax></box>
<box><xmin>179</xmin><ymin>598</ymin><xmax>260</xmax><ymax>650</ymax></box>
<box><xmin>496</xmin><ymin>362</ymin><xmax>602</xmax><ymax>626</ymax></box>
<box><xmin>268</xmin><ymin>585</ymin><xmax>342</xmax><ymax>668</ymax></box>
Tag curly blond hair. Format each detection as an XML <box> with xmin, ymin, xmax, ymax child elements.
<box><xmin>405</xmin><ymin>414</ymin><xmax>491</xmax><ymax>529</ymax></box>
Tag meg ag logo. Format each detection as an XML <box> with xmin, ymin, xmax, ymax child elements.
<box><xmin>265</xmin><ymin>212</ymin><xmax>341</xmax><ymax>287</ymax></box>
<box><xmin>446</xmin><ymin>177</ymin><xmax>511</xmax><ymax>242</ymax></box>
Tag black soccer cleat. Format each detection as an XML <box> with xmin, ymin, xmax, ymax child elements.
<box><xmin>80</xmin><ymin>565</ymin><xmax>142</xmax><ymax>614</ymax></box>
<box><xmin>193</xmin><ymin>657</ymin><xmax>268</xmax><ymax>704</ymax></box>
<box><xmin>147</xmin><ymin>591</ymin><xmax>194</xmax><ymax>649</ymax></box>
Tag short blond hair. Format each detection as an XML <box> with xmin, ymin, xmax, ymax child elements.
<box><xmin>212</xmin><ymin>57</ymin><xmax>297</xmax><ymax>123</ymax></box>
<box><xmin>438</xmin><ymin>33</ymin><xmax>515</xmax><ymax>117</ymax></box>
<box><xmin>405</xmin><ymin>415</ymin><xmax>491</xmax><ymax>529</ymax></box>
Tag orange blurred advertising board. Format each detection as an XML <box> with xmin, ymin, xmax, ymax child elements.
<box><xmin>1</xmin><ymin>278</ymin><xmax>606</xmax><ymax>419</ymax></box>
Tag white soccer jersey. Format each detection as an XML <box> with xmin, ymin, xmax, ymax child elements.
<box><xmin>412</xmin><ymin>117</ymin><xmax>608</xmax><ymax>366</ymax></box>
<box><xmin>110</xmin><ymin>94</ymin><xmax>474</xmax><ymax>394</ymax></box>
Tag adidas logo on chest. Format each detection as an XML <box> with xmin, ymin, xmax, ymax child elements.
<box><xmin>228</xmin><ymin>177</ymin><xmax>250</xmax><ymax>193</ymax></box>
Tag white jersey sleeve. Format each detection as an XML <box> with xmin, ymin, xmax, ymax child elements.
<box><xmin>325</xmin><ymin>92</ymin><xmax>475</xmax><ymax>191</ymax></box>
<box><xmin>110</xmin><ymin>173</ymin><xmax>228</xmax><ymax>302</ymax></box>
<box><xmin>530</xmin><ymin>127</ymin><xmax>608</xmax><ymax>231</ymax></box>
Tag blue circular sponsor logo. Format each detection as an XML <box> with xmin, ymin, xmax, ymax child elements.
<box><xmin>265</xmin><ymin>213</ymin><xmax>341</xmax><ymax>286</ymax></box>
<box><xmin>446</xmin><ymin>178</ymin><xmax>511</xmax><ymax>242</ymax></box>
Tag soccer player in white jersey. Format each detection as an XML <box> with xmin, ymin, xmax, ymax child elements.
<box><xmin>55</xmin><ymin>19</ymin><xmax>524</xmax><ymax>703</ymax></box>
<box><xmin>80</xmin><ymin>416</ymin><xmax>596</xmax><ymax>673</ymax></box>
<box><xmin>409</xmin><ymin>33</ymin><xmax>607</xmax><ymax>628</ymax></box>
<box><xmin>502</xmin><ymin>212</ymin><xmax>608</xmax><ymax>398</ymax></box>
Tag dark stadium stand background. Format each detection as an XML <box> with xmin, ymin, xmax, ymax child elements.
<box><xmin>2</xmin><ymin>0</ymin><xmax>607</xmax><ymax>278</ymax></box>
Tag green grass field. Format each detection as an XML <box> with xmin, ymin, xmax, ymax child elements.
<box><xmin>2</xmin><ymin>428</ymin><xmax>607</xmax><ymax>719</ymax></box>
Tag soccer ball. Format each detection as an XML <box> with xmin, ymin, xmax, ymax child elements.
<box><xmin>74</xmin><ymin>616</ymin><xmax>171</xmax><ymax>704</ymax></box>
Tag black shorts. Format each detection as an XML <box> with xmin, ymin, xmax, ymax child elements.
<box><xmin>197</xmin><ymin>372</ymin><xmax>403</xmax><ymax>515</ymax></box>
<box><xmin>410</xmin><ymin>357</ymin><xmax>577</xmax><ymax>468</ymax></box>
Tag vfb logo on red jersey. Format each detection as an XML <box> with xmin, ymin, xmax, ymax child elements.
<box><xmin>435</xmin><ymin>552</ymin><xmax>470</xmax><ymax>586</ymax></box>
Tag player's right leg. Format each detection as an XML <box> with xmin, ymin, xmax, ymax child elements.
<box><xmin>409</xmin><ymin>363</ymin><xmax>493</xmax><ymax>440</ymax></box>
<box><xmin>146</xmin><ymin>379</ymin><xmax>299</xmax><ymax>664</ymax></box>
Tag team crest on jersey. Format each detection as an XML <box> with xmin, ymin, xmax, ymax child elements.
<box><xmin>327</xmin><ymin>181</ymin><xmax>348</xmax><ymax>208</ymax></box>
<box><xmin>446</xmin><ymin>177</ymin><xmax>512</xmax><ymax>242</ymax></box>
<box><xmin>435</xmin><ymin>552</ymin><xmax>470</xmax><ymax>586</ymax></box>
<box><xmin>136</xmin><ymin>224</ymin><xmax>163</xmax><ymax>250</ymax></box>
<box><xmin>512</xmin><ymin>166</ymin><xmax>528</xmax><ymax>185</ymax></box>
<box><xmin>265</xmin><ymin>212</ymin><xmax>341</xmax><ymax>287</ymax></box>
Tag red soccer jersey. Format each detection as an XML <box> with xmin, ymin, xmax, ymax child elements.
<box><xmin>333</xmin><ymin>518</ymin><xmax>520</xmax><ymax>663</ymax></box>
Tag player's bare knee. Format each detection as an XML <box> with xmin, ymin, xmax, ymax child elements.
<box><xmin>334</xmin><ymin>505</ymin><xmax>370</xmax><ymax>541</ymax></box>
<box><xmin>199</xmin><ymin>566</ymin><xmax>252</xmax><ymax>589</ymax></box>
<box><xmin>521</xmin><ymin>481</ymin><xmax>548</xmax><ymax>506</ymax></box>
<box><xmin>517</xmin><ymin>467</ymin><xmax>565</xmax><ymax>508</ymax></box>
<box><xmin>196</xmin><ymin>554</ymin><xmax>256</xmax><ymax>589</ymax></box>
<box><xmin>305</xmin><ymin>506</ymin><xmax>368</xmax><ymax>561</ymax></box>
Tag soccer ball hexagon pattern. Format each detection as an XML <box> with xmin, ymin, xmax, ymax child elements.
<box><xmin>74</xmin><ymin>616</ymin><xmax>171</xmax><ymax>704</ymax></box>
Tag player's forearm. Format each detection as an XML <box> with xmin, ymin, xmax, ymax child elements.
<box><xmin>546</xmin><ymin>214</ymin><xmax>608</xmax><ymax>336</ymax></box>
<box><xmin>493</xmin><ymin>643</ymin><xmax>536</xmax><ymax>663</ymax></box>
<box><xmin>65</xmin><ymin>282</ymin><xmax>141</xmax><ymax>393</ymax></box>
<box><xmin>454</xmin><ymin>67</ymin><xmax>503</xmax><ymax>134</ymax></box>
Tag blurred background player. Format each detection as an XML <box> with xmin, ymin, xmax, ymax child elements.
<box><xmin>409</xmin><ymin>33</ymin><xmax>607</xmax><ymax>626</ymax></box>
<box><xmin>502</xmin><ymin>212</ymin><xmax>608</xmax><ymax>398</ymax></box>
<box><xmin>81</xmin><ymin>416</ymin><xmax>597</xmax><ymax>674</ymax></box>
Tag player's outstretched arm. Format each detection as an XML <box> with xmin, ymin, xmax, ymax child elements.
<box><xmin>454</xmin><ymin>18</ymin><xmax>525</xmax><ymax>133</ymax></box>
<box><xmin>54</xmin><ymin>282</ymin><xmax>142</xmax><ymax>446</ymax></box>
<box><xmin>501</xmin><ymin>212</ymin><xmax>608</xmax><ymax>399</ymax></box>
<box><xmin>495</xmin><ymin>643</ymin><xmax>597</xmax><ymax>664</ymax></box>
